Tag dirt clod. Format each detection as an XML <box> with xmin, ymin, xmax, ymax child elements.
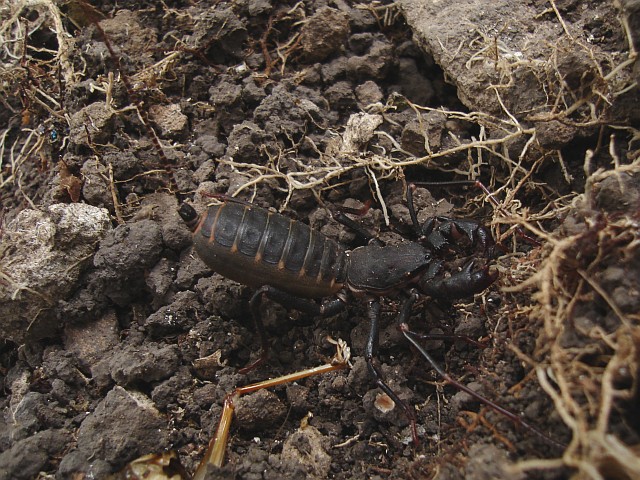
<box><xmin>0</xmin><ymin>204</ymin><xmax>111</xmax><ymax>342</ymax></box>
<box><xmin>279</xmin><ymin>426</ymin><xmax>332</xmax><ymax>478</ymax></box>
<box><xmin>58</xmin><ymin>387</ymin><xmax>169</xmax><ymax>478</ymax></box>
<box><xmin>300</xmin><ymin>7</ymin><xmax>350</xmax><ymax>62</ymax></box>
<box><xmin>235</xmin><ymin>389</ymin><xmax>287</xmax><ymax>431</ymax></box>
<box><xmin>0</xmin><ymin>429</ymin><xmax>70</xmax><ymax>480</ymax></box>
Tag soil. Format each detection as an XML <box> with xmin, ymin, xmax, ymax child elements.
<box><xmin>1</xmin><ymin>1</ymin><xmax>639</xmax><ymax>479</ymax></box>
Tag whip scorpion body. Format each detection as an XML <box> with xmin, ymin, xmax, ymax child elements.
<box><xmin>180</xmin><ymin>185</ymin><xmax>496</xmax><ymax>430</ymax></box>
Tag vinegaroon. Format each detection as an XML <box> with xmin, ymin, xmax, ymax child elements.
<box><xmin>178</xmin><ymin>182</ymin><xmax>563</xmax><ymax>471</ymax></box>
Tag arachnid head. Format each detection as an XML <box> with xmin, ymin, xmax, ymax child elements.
<box><xmin>345</xmin><ymin>242</ymin><xmax>433</xmax><ymax>295</ymax></box>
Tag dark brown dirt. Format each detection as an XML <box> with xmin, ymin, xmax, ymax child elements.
<box><xmin>1</xmin><ymin>1</ymin><xmax>639</xmax><ymax>479</ymax></box>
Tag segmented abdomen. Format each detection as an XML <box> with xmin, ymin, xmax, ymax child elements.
<box><xmin>193</xmin><ymin>201</ymin><xmax>346</xmax><ymax>298</ymax></box>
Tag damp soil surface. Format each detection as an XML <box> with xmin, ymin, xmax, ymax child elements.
<box><xmin>1</xmin><ymin>1</ymin><xmax>639</xmax><ymax>479</ymax></box>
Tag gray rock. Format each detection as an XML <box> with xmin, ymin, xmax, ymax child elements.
<box><xmin>0</xmin><ymin>203</ymin><xmax>110</xmax><ymax>342</ymax></box>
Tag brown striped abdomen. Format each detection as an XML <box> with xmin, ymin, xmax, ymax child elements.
<box><xmin>193</xmin><ymin>202</ymin><xmax>346</xmax><ymax>298</ymax></box>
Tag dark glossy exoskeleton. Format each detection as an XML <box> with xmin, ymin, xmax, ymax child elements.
<box><xmin>178</xmin><ymin>188</ymin><xmax>498</xmax><ymax>439</ymax></box>
<box><xmin>181</xmin><ymin>200</ymin><xmax>347</xmax><ymax>299</ymax></box>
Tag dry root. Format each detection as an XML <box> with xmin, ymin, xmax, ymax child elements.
<box><xmin>505</xmin><ymin>152</ymin><xmax>640</xmax><ymax>480</ymax></box>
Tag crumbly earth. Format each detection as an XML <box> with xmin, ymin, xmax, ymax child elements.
<box><xmin>1</xmin><ymin>1</ymin><xmax>639</xmax><ymax>479</ymax></box>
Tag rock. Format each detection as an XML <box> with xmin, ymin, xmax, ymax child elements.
<box><xmin>188</xmin><ymin>5</ymin><xmax>247</xmax><ymax>62</ymax></box>
<box><xmin>235</xmin><ymin>389</ymin><xmax>287</xmax><ymax>432</ymax></box>
<box><xmin>339</xmin><ymin>112</ymin><xmax>383</xmax><ymax>152</ymax></box>
<box><xmin>92</xmin><ymin>218</ymin><xmax>163</xmax><ymax>306</ymax></box>
<box><xmin>324</xmin><ymin>81</ymin><xmax>357</xmax><ymax>111</ymax></box>
<box><xmin>0</xmin><ymin>429</ymin><xmax>70</xmax><ymax>480</ymax></box>
<box><xmin>277</xmin><ymin>426</ymin><xmax>331</xmax><ymax>479</ymax></box>
<box><xmin>355</xmin><ymin>80</ymin><xmax>384</xmax><ymax>106</ymax></box>
<box><xmin>0</xmin><ymin>204</ymin><xmax>111</xmax><ymax>342</ymax></box>
<box><xmin>398</xmin><ymin>0</ymin><xmax>637</xmax><ymax>134</ymax></box>
<box><xmin>401</xmin><ymin>110</ymin><xmax>448</xmax><ymax>155</ymax></box>
<box><xmin>346</xmin><ymin>37</ymin><xmax>394</xmax><ymax>80</ymax></box>
<box><xmin>300</xmin><ymin>7</ymin><xmax>350</xmax><ymax>62</ymax></box>
<box><xmin>108</xmin><ymin>343</ymin><xmax>180</xmax><ymax>386</ymax></box>
<box><xmin>148</xmin><ymin>103</ymin><xmax>188</xmax><ymax>139</ymax></box>
<box><xmin>464</xmin><ymin>443</ymin><xmax>524</xmax><ymax>480</ymax></box>
<box><xmin>144</xmin><ymin>290</ymin><xmax>199</xmax><ymax>336</ymax></box>
<box><xmin>68</xmin><ymin>102</ymin><xmax>115</xmax><ymax>146</ymax></box>
<box><xmin>58</xmin><ymin>386</ymin><xmax>169</xmax><ymax>476</ymax></box>
<box><xmin>138</xmin><ymin>192</ymin><xmax>192</xmax><ymax>251</ymax></box>
<box><xmin>81</xmin><ymin>159</ymin><xmax>114</xmax><ymax>209</ymax></box>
